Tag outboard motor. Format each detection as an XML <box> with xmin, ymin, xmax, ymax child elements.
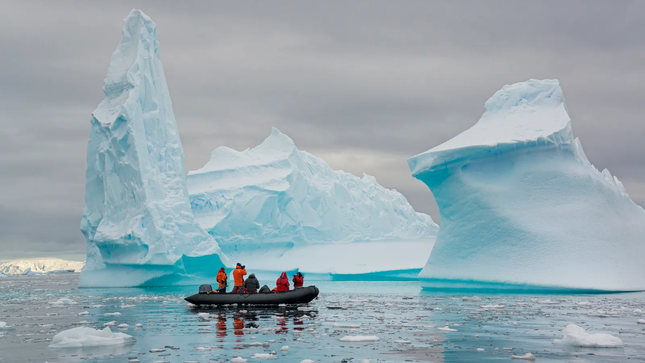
<box><xmin>199</xmin><ymin>284</ymin><xmax>213</xmax><ymax>294</ymax></box>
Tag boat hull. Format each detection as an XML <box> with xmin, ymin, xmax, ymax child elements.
<box><xmin>184</xmin><ymin>286</ymin><xmax>319</xmax><ymax>305</ymax></box>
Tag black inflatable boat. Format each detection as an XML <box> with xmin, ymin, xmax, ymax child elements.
<box><xmin>185</xmin><ymin>286</ymin><xmax>319</xmax><ymax>306</ymax></box>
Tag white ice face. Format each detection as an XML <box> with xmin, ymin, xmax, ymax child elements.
<box><xmin>409</xmin><ymin>79</ymin><xmax>645</xmax><ymax>292</ymax></box>
<box><xmin>187</xmin><ymin>127</ymin><xmax>438</xmax><ymax>252</ymax></box>
<box><xmin>79</xmin><ymin>9</ymin><xmax>226</xmax><ymax>287</ymax></box>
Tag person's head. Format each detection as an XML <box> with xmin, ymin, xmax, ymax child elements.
<box><xmin>280</xmin><ymin>272</ymin><xmax>287</xmax><ymax>278</ymax></box>
<box><xmin>236</xmin><ymin>262</ymin><xmax>241</xmax><ymax>267</ymax></box>
<box><xmin>297</xmin><ymin>272</ymin><xmax>302</xmax><ymax>277</ymax></box>
<box><xmin>219</xmin><ymin>267</ymin><xmax>225</xmax><ymax>272</ymax></box>
<box><xmin>249</xmin><ymin>273</ymin><xmax>255</xmax><ymax>278</ymax></box>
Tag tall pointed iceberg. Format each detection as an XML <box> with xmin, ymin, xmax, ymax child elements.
<box><xmin>187</xmin><ymin>128</ymin><xmax>438</xmax><ymax>279</ymax></box>
<box><xmin>408</xmin><ymin>79</ymin><xmax>645</xmax><ymax>292</ymax></box>
<box><xmin>79</xmin><ymin>9</ymin><xmax>227</xmax><ymax>287</ymax></box>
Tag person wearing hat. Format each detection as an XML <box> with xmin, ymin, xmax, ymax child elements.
<box><xmin>231</xmin><ymin>263</ymin><xmax>247</xmax><ymax>293</ymax></box>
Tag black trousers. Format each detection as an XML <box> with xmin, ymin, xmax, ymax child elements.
<box><xmin>232</xmin><ymin>286</ymin><xmax>243</xmax><ymax>294</ymax></box>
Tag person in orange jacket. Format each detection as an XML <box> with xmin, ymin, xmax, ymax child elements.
<box><xmin>232</xmin><ymin>263</ymin><xmax>247</xmax><ymax>293</ymax></box>
<box><xmin>292</xmin><ymin>272</ymin><xmax>304</xmax><ymax>290</ymax></box>
<box><xmin>216</xmin><ymin>267</ymin><xmax>227</xmax><ymax>293</ymax></box>
<box><xmin>274</xmin><ymin>272</ymin><xmax>290</xmax><ymax>292</ymax></box>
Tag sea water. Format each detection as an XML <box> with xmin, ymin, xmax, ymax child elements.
<box><xmin>1</xmin><ymin>274</ymin><xmax>644</xmax><ymax>362</ymax></box>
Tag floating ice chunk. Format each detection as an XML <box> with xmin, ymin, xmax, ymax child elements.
<box><xmin>339</xmin><ymin>335</ymin><xmax>380</xmax><ymax>342</ymax></box>
<box><xmin>149</xmin><ymin>348</ymin><xmax>166</xmax><ymax>353</ymax></box>
<box><xmin>103</xmin><ymin>321</ymin><xmax>116</xmax><ymax>327</ymax></box>
<box><xmin>476</xmin><ymin>348</ymin><xmax>484</xmax><ymax>352</ymax></box>
<box><xmin>438</xmin><ymin>326</ymin><xmax>457</xmax><ymax>332</ymax></box>
<box><xmin>481</xmin><ymin>304</ymin><xmax>505</xmax><ymax>309</ymax></box>
<box><xmin>553</xmin><ymin>324</ymin><xmax>623</xmax><ymax>348</ymax></box>
<box><xmin>333</xmin><ymin>323</ymin><xmax>361</xmax><ymax>328</ymax></box>
<box><xmin>577</xmin><ymin>301</ymin><xmax>591</xmax><ymax>306</ymax></box>
<box><xmin>0</xmin><ymin>321</ymin><xmax>13</xmax><ymax>330</ymax></box>
<box><xmin>281</xmin><ymin>345</ymin><xmax>289</xmax><ymax>352</ymax></box>
<box><xmin>462</xmin><ymin>296</ymin><xmax>481</xmax><ymax>302</ymax></box>
<box><xmin>300</xmin><ymin>360</ymin><xmax>315</xmax><ymax>363</ymax></box>
<box><xmin>49</xmin><ymin>298</ymin><xmax>77</xmax><ymax>306</ymax></box>
<box><xmin>72</xmin><ymin>321</ymin><xmax>92</xmax><ymax>325</ymax></box>
<box><xmin>48</xmin><ymin>327</ymin><xmax>134</xmax><ymax>348</ymax></box>
<box><xmin>104</xmin><ymin>312</ymin><xmax>121</xmax><ymax>316</ymax></box>
<box><xmin>78</xmin><ymin>311</ymin><xmax>89</xmax><ymax>316</ymax></box>
<box><xmin>231</xmin><ymin>357</ymin><xmax>248</xmax><ymax>363</ymax></box>
<box><xmin>135</xmin><ymin>323</ymin><xmax>143</xmax><ymax>328</ymax></box>
<box><xmin>196</xmin><ymin>346</ymin><xmax>211</xmax><ymax>351</ymax></box>
<box><xmin>538</xmin><ymin>299</ymin><xmax>558</xmax><ymax>304</ymax></box>
<box><xmin>251</xmin><ymin>352</ymin><xmax>278</xmax><ymax>359</ymax></box>
<box><xmin>633</xmin><ymin>309</ymin><xmax>642</xmax><ymax>315</ymax></box>
<box><xmin>394</xmin><ymin>340</ymin><xmax>412</xmax><ymax>344</ymax></box>
<box><xmin>512</xmin><ymin>353</ymin><xmax>536</xmax><ymax>360</ymax></box>
<box><xmin>117</xmin><ymin>324</ymin><xmax>129</xmax><ymax>329</ymax></box>
<box><xmin>637</xmin><ymin>319</ymin><xmax>645</xmax><ymax>324</ymax></box>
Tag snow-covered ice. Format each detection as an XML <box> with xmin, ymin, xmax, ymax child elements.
<box><xmin>79</xmin><ymin>9</ymin><xmax>227</xmax><ymax>288</ymax></box>
<box><xmin>339</xmin><ymin>335</ymin><xmax>380</xmax><ymax>342</ymax></box>
<box><xmin>512</xmin><ymin>353</ymin><xmax>536</xmax><ymax>360</ymax></box>
<box><xmin>188</xmin><ymin>128</ymin><xmax>437</xmax><ymax>278</ymax></box>
<box><xmin>49</xmin><ymin>297</ymin><xmax>77</xmax><ymax>305</ymax></box>
<box><xmin>408</xmin><ymin>79</ymin><xmax>645</xmax><ymax>292</ymax></box>
<box><xmin>48</xmin><ymin>327</ymin><xmax>135</xmax><ymax>348</ymax></box>
<box><xmin>553</xmin><ymin>324</ymin><xmax>623</xmax><ymax>348</ymax></box>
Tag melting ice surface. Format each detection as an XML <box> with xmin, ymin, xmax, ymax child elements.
<box><xmin>79</xmin><ymin>9</ymin><xmax>226</xmax><ymax>287</ymax></box>
<box><xmin>408</xmin><ymin>79</ymin><xmax>645</xmax><ymax>292</ymax></box>
<box><xmin>188</xmin><ymin>128</ymin><xmax>437</xmax><ymax>279</ymax></box>
<box><xmin>3</xmin><ymin>274</ymin><xmax>645</xmax><ymax>362</ymax></box>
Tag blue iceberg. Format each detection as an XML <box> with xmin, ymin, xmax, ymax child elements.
<box><xmin>79</xmin><ymin>9</ymin><xmax>227</xmax><ymax>287</ymax></box>
<box><xmin>409</xmin><ymin>79</ymin><xmax>645</xmax><ymax>292</ymax></box>
<box><xmin>188</xmin><ymin>128</ymin><xmax>438</xmax><ymax>280</ymax></box>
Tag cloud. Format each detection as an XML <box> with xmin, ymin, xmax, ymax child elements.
<box><xmin>0</xmin><ymin>1</ymin><xmax>643</xmax><ymax>258</ymax></box>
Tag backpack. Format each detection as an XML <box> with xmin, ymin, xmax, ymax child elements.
<box><xmin>259</xmin><ymin>285</ymin><xmax>271</xmax><ymax>293</ymax></box>
<box><xmin>199</xmin><ymin>284</ymin><xmax>213</xmax><ymax>294</ymax></box>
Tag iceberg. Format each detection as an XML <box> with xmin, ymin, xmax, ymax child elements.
<box><xmin>79</xmin><ymin>9</ymin><xmax>227</xmax><ymax>287</ymax></box>
<box><xmin>0</xmin><ymin>258</ymin><xmax>84</xmax><ymax>275</ymax></box>
<box><xmin>408</xmin><ymin>79</ymin><xmax>645</xmax><ymax>292</ymax></box>
<box><xmin>188</xmin><ymin>128</ymin><xmax>437</xmax><ymax>279</ymax></box>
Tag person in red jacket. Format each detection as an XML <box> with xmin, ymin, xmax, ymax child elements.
<box><xmin>292</xmin><ymin>272</ymin><xmax>304</xmax><ymax>290</ymax></box>
<box><xmin>274</xmin><ymin>272</ymin><xmax>290</xmax><ymax>292</ymax></box>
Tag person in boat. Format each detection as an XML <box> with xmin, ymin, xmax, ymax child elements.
<box><xmin>243</xmin><ymin>273</ymin><xmax>260</xmax><ymax>293</ymax></box>
<box><xmin>216</xmin><ymin>267</ymin><xmax>227</xmax><ymax>293</ymax></box>
<box><xmin>273</xmin><ymin>271</ymin><xmax>290</xmax><ymax>292</ymax></box>
<box><xmin>292</xmin><ymin>272</ymin><xmax>304</xmax><ymax>290</ymax></box>
<box><xmin>232</xmin><ymin>263</ymin><xmax>247</xmax><ymax>294</ymax></box>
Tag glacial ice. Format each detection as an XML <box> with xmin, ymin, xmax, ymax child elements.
<box><xmin>409</xmin><ymin>79</ymin><xmax>645</xmax><ymax>292</ymax></box>
<box><xmin>79</xmin><ymin>9</ymin><xmax>226</xmax><ymax>287</ymax></box>
<box><xmin>188</xmin><ymin>128</ymin><xmax>437</xmax><ymax>278</ymax></box>
<box><xmin>49</xmin><ymin>327</ymin><xmax>135</xmax><ymax>348</ymax></box>
<box><xmin>553</xmin><ymin>324</ymin><xmax>623</xmax><ymax>348</ymax></box>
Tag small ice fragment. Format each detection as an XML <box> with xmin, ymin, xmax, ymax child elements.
<box><xmin>333</xmin><ymin>323</ymin><xmax>361</xmax><ymax>328</ymax></box>
<box><xmin>231</xmin><ymin>357</ymin><xmax>248</xmax><ymax>363</ymax></box>
<box><xmin>78</xmin><ymin>311</ymin><xmax>89</xmax><ymax>316</ymax></box>
<box><xmin>150</xmin><ymin>348</ymin><xmax>166</xmax><ymax>353</ymax></box>
<box><xmin>633</xmin><ymin>309</ymin><xmax>643</xmax><ymax>315</ymax></box>
<box><xmin>48</xmin><ymin>327</ymin><xmax>134</xmax><ymax>348</ymax></box>
<box><xmin>553</xmin><ymin>324</ymin><xmax>623</xmax><ymax>348</ymax></box>
<box><xmin>103</xmin><ymin>321</ymin><xmax>116</xmax><ymax>327</ymax></box>
<box><xmin>577</xmin><ymin>301</ymin><xmax>591</xmax><ymax>306</ymax></box>
<box><xmin>538</xmin><ymin>299</ymin><xmax>558</xmax><ymax>304</ymax></box>
<box><xmin>196</xmin><ymin>346</ymin><xmax>210</xmax><ymax>351</ymax></box>
<box><xmin>117</xmin><ymin>323</ymin><xmax>129</xmax><ymax>329</ymax></box>
<box><xmin>0</xmin><ymin>321</ymin><xmax>14</xmax><ymax>330</ymax></box>
<box><xmin>512</xmin><ymin>353</ymin><xmax>536</xmax><ymax>360</ymax></box>
<box><xmin>281</xmin><ymin>345</ymin><xmax>289</xmax><ymax>352</ymax></box>
<box><xmin>394</xmin><ymin>340</ymin><xmax>411</xmax><ymax>344</ymax></box>
<box><xmin>49</xmin><ymin>298</ymin><xmax>77</xmax><ymax>305</ymax></box>
<box><xmin>104</xmin><ymin>312</ymin><xmax>121</xmax><ymax>316</ymax></box>
<box><xmin>438</xmin><ymin>326</ymin><xmax>457</xmax><ymax>332</ymax></box>
<box><xmin>301</xmin><ymin>360</ymin><xmax>315</xmax><ymax>363</ymax></box>
<box><xmin>476</xmin><ymin>348</ymin><xmax>484</xmax><ymax>352</ymax></box>
<box><xmin>637</xmin><ymin>319</ymin><xmax>645</xmax><ymax>324</ymax></box>
<box><xmin>339</xmin><ymin>335</ymin><xmax>379</xmax><ymax>342</ymax></box>
<box><xmin>135</xmin><ymin>323</ymin><xmax>143</xmax><ymax>328</ymax></box>
<box><xmin>462</xmin><ymin>296</ymin><xmax>481</xmax><ymax>302</ymax></box>
<box><xmin>251</xmin><ymin>352</ymin><xmax>277</xmax><ymax>359</ymax></box>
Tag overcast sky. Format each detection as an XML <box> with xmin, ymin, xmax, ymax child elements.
<box><xmin>0</xmin><ymin>1</ymin><xmax>643</xmax><ymax>261</ymax></box>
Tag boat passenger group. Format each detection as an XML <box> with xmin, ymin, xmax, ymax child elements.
<box><xmin>213</xmin><ymin>263</ymin><xmax>304</xmax><ymax>294</ymax></box>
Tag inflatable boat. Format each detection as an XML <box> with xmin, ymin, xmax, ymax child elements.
<box><xmin>185</xmin><ymin>286</ymin><xmax>319</xmax><ymax>306</ymax></box>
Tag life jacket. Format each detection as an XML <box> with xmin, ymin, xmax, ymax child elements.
<box><xmin>233</xmin><ymin>266</ymin><xmax>247</xmax><ymax>286</ymax></box>
<box><xmin>292</xmin><ymin>274</ymin><xmax>304</xmax><ymax>288</ymax></box>
<box><xmin>275</xmin><ymin>272</ymin><xmax>290</xmax><ymax>292</ymax></box>
<box><xmin>216</xmin><ymin>268</ymin><xmax>227</xmax><ymax>289</ymax></box>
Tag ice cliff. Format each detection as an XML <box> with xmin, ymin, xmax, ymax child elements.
<box><xmin>188</xmin><ymin>128</ymin><xmax>438</xmax><ymax>279</ymax></box>
<box><xmin>79</xmin><ymin>9</ymin><xmax>226</xmax><ymax>287</ymax></box>
<box><xmin>409</xmin><ymin>79</ymin><xmax>645</xmax><ymax>292</ymax></box>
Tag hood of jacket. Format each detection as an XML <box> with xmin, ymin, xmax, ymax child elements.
<box><xmin>280</xmin><ymin>272</ymin><xmax>287</xmax><ymax>279</ymax></box>
<box><xmin>248</xmin><ymin>273</ymin><xmax>256</xmax><ymax>279</ymax></box>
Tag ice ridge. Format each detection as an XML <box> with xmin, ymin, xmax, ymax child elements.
<box><xmin>408</xmin><ymin>79</ymin><xmax>645</xmax><ymax>292</ymax></box>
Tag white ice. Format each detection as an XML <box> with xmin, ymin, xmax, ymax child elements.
<box><xmin>339</xmin><ymin>335</ymin><xmax>380</xmax><ymax>342</ymax></box>
<box><xmin>48</xmin><ymin>327</ymin><xmax>135</xmax><ymax>348</ymax></box>
<box><xmin>408</xmin><ymin>79</ymin><xmax>645</xmax><ymax>292</ymax></box>
<box><xmin>553</xmin><ymin>324</ymin><xmax>623</xmax><ymax>348</ymax></box>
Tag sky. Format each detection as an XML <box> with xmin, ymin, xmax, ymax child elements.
<box><xmin>0</xmin><ymin>1</ymin><xmax>643</xmax><ymax>262</ymax></box>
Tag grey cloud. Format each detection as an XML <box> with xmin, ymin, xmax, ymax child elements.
<box><xmin>0</xmin><ymin>1</ymin><xmax>643</xmax><ymax>259</ymax></box>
